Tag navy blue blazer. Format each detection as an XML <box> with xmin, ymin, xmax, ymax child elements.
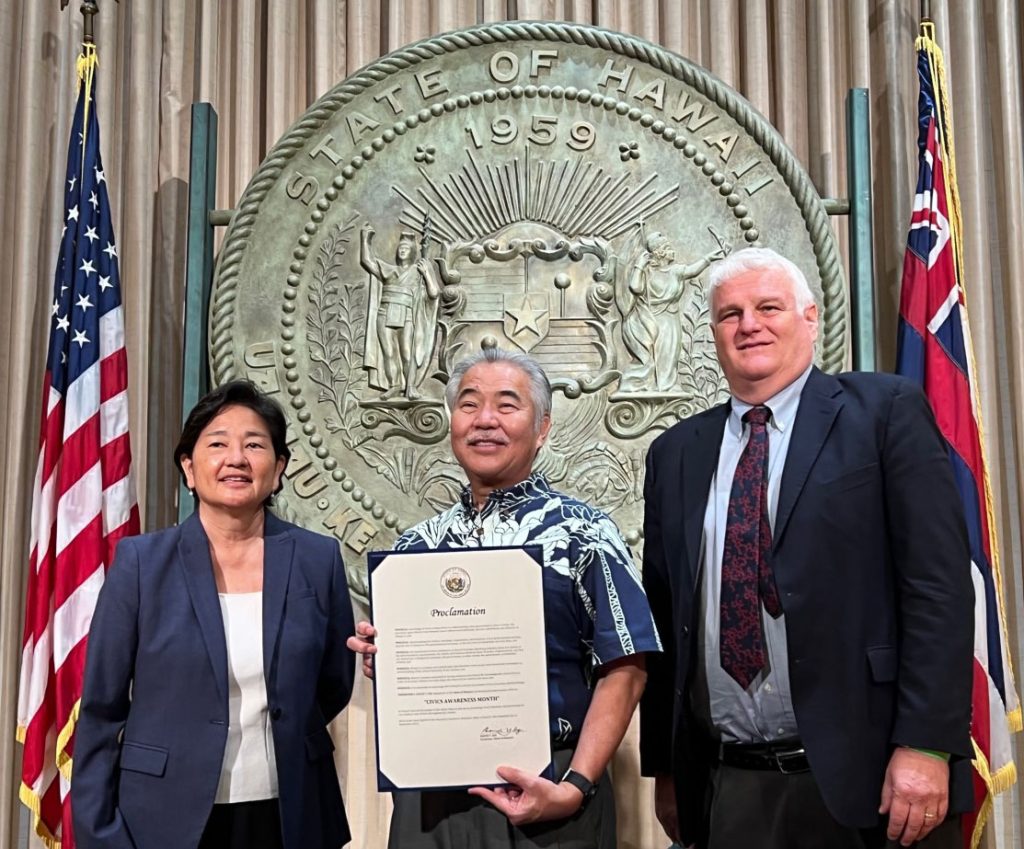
<box><xmin>71</xmin><ymin>511</ymin><xmax>355</xmax><ymax>849</ymax></box>
<box><xmin>639</xmin><ymin>368</ymin><xmax>974</xmax><ymax>847</ymax></box>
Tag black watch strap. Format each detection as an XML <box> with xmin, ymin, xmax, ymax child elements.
<box><xmin>560</xmin><ymin>767</ymin><xmax>597</xmax><ymax>799</ymax></box>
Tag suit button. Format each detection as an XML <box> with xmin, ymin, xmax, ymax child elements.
<box><xmin>271</xmin><ymin>707</ymin><xmax>282</xmax><ymax>720</ymax></box>
<box><xmin>674</xmin><ymin>688</ymin><xmax>683</xmax><ymax>698</ymax></box>
<box><xmin>681</xmin><ymin>625</ymin><xmax>689</xmax><ymax>636</ymax></box>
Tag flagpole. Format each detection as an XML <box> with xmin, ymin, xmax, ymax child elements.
<box><xmin>920</xmin><ymin>0</ymin><xmax>931</xmax><ymax>22</ymax></box>
<box><xmin>20</xmin><ymin>3</ymin><xmax>138</xmax><ymax>847</ymax></box>
<box><xmin>80</xmin><ymin>1</ymin><xmax>98</xmax><ymax>44</ymax></box>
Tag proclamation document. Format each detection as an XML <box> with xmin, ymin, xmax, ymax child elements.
<box><xmin>368</xmin><ymin>546</ymin><xmax>551</xmax><ymax>791</ymax></box>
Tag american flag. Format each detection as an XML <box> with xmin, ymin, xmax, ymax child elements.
<box><xmin>16</xmin><ymin>46</ymin><xmax>140</xmax><ymax>849</ymax></box>
<box><xmin>895</xmin><ymin>21</ymin><xmax>1019</xmax><ymax>849</ymax></box>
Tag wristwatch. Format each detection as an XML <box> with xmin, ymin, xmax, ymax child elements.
<box><xmin>560</xmin><ymin>767</ymin><xmax>598</xmax><ymax>803</ymax></box>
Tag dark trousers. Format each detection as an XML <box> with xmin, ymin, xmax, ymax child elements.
<box><xmin>198</xmin><ymin>798</ymin><xmax>283</xmax><ymax>849</ymax></box>
<box><xmin>706</xmin><ymin>761</ymin><xmax>961</xmax><ymax>849</ymax></box>
<box><xmin>388</xmin><ymin>748</ymin><xmax>617</xmax><ymax>849</ymax></box>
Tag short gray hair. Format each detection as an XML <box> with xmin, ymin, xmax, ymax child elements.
<box><xmin>706</xmin><ymin>247</ymin><xmax>816</xmax><ymax>322</ymax></box>
<box><xmin>445</xmin><ymin>347</ymin><xmax>552</xmax><ymax>427</ymax></box>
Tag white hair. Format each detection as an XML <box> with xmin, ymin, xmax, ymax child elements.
<box><xmin>445</xmin><ymin>347</ymin><xmax>552</xmax><ymax>428</ymax></box>
<box><xmin>706</xmin><ymin>247</ymin><xmax>816</xmax><ymax>322</ymax></box>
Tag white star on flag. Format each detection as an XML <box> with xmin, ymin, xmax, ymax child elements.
<box><xmin>85</xmin><ymin>225</ymin><xmax>98</xmax><ymax>242</ymax></box>
<box><xmin>103</xmin><ymin>242</ymin><xmax>118</xmax><ymax>260</ymax></box>
<box><xmin>56</xmin><ymin>315</ymin><xmax>70</xmax><ymax>332</ymax></box>
<box><xmin>71</xmin><ymin>329</ymin><xmax>89</xmax><ymax>347</ymax></box>
<box><xmin>51</xmin><ymin>300</ymin><xmax>60</xmax><ymax>316</ymax></box>
<box><xmin>80</xmin><ymin>258</ymin><xmax>96</xmax><ymax>276</ymax></box>
<box><xmin>76</xmin><ymin>294</ymin><xmax>93</xmax><ymax>311</ymax></box>
<box><xmin>98</xmin><ymin>275</ymin><xmax>112</xmax><ymax>292</ymax></box>
<box><xmin>94</xmin><ymin>167</ymin><xmax>105</xmax><ymax>184</ymax></box>
<box><xmin>68</xmin><ymin>205</ymin><xmax>79</xmax><ymax>222</ymax></box>
<box><xmin>68</xmin><ymin>175</ymin><xmax>76</xmax><ymax>191</ymax></box>
<box><xmin>89</xmin><ymin>191</ymin><xmax>99</xmax><ymax>210</ymax></box>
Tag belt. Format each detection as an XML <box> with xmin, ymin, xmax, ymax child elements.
<box><xmin>717</xmin><ymin>741</ymin><xmax>810</xmax><ymax>774</ymax></box>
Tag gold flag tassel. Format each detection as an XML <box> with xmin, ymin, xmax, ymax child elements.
<box><xmin>75</xmin><ymin>44</ymin><xmax>99</xmax><ymax>171</ymax></box>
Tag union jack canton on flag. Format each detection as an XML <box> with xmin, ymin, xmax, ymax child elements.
<box><xmin>895</xmin><ymin>21</ymin><xmax>1019</xmax><ymax>849</ymax></box>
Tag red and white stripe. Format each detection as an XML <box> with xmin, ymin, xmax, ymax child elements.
<box><xmin>17</xmin><ymin>304</ymin><xmax>139</xmax><ymax>848</ymax></box>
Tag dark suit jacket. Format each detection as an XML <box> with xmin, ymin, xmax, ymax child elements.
<box><xmin>639</xmin><ymin>368</ymin><xmax>974</xmax><ymax>847</ymax></box>
<box><xmin>71</xmin><ymin>511</ymin><xmax>355</xmax><ymax>849</ymax></box>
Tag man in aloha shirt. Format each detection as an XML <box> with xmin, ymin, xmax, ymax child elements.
<box><xmin>349</xmin><ymin>346</ymin><xmax>662</xmax><ymax>849</ymax></box>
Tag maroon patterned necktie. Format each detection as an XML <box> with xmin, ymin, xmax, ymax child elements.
<box><xmin>719</xmin><ymin>405</ymin><xmax>783</xmax><ymax>689</ymax></box>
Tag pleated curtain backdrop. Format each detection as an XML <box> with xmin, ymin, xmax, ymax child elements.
<box><xmin>2</xmin><ymin>2</ymin><xmax>1023</xmax><ymax>847</ymax></box>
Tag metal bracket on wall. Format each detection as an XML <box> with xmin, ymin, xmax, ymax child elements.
<box><xmin>209</xmin><ymin>209</ymin><xmax>234</xmax><ymax>226</ymax></box>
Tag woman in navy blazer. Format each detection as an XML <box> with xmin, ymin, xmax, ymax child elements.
<box><xmin>71</xmin><ymin>381</ymin><xmax>355</xmax><ymax>849</ymax></box>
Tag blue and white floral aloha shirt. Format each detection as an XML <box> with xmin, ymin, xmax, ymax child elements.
<box><xmin>394</xmin><ymin>472</ymin><xmax>662</xmax><ymax>745</ymax></box>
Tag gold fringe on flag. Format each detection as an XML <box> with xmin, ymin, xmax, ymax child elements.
<box><xmin>18</xmin><ymin>782</ymin><xmax>62</xmax><ymax>849</ymax></box>
<box><xmin>970</xmin><ymin>738</ymin><xmax>1020</xmax><ymax>848</ymax></box>
<box><xmin>55</xmin><ymin>698</ymin><xmax>81</xmax><ymax>781</ymax></box>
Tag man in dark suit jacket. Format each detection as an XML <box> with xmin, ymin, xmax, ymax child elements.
<box><xmin>639</xmin><ymin>247</ymin><xmax>973</xmax><ymax>849</ymax></box>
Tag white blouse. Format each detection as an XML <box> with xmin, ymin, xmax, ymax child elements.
<box><xmin>214</xmin><ymin>591</ymin><xmax>278</xmax><ymax>803</ymax></box>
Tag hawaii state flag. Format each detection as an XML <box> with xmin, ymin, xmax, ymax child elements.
<box><xmin>895</xmin><ymin>20</ymin><xmax>1019</xmax><ymax>849</ymax></box>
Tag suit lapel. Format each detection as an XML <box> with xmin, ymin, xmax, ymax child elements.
<box><xmin>682</xmin><ymin>404</ymin><xmax>729</xmax><ymax>588</ymax></box>
<box><xmin>177</xmin><ymin>512</ymin><xmax>229</xmax><ymax>705</ymax></box>
<box><xmin>262</xmin><ymin>512</ymin><xmax>294</xmax><ymax>684</ymax></box>
<box><xmin>774</xmin><ymin>368</ymin><xmax>842</xmax><ymax>548</ymax></box>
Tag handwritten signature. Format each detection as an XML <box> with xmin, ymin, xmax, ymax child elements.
<box><xmin>480</xmin><ymin>726</ymin><xmax>525</xmax><ymax>741</ymax></box>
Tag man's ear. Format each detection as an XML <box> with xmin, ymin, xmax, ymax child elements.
<box><xmin>536</xmin><ymin>415</ymin><xmax>552</xmax><ymax>449</ymax></box>
<box><xmin>804</xmin><ymin>302</ymin><xmax>819</xmax><ymax>341</ymax></box>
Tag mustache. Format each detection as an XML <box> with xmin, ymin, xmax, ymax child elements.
<box><xmin>466</xmin><ymin>433</ymin><xmax>509</xmax><ymax>445</ymax></box>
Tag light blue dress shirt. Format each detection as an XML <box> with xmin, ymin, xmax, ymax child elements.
<box><xmin>700</xmin><ymin>365</ymin><xmax>812</xmax><ymax>744</ymax></box>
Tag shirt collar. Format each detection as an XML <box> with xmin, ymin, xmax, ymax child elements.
<box><xmin>457</xmin><ymin>471</ymin><xmax>550</xmax><ymax>516</ymax></box>
<box><xmin>727</xmin><ymin>363</ymin><xmax>814</xmax><ymax>439</ymax></box>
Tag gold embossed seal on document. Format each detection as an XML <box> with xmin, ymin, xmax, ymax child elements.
<box><xmin>441</xmin><ymin>567</ymin><xmax>472</xmax><ymax>599</ymax></box>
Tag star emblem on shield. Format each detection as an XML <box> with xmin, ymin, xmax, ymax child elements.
<box><xmin>503</xmin><ymin>293</ymin><xmax>550</xmax><ymax>352</ymax></box>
